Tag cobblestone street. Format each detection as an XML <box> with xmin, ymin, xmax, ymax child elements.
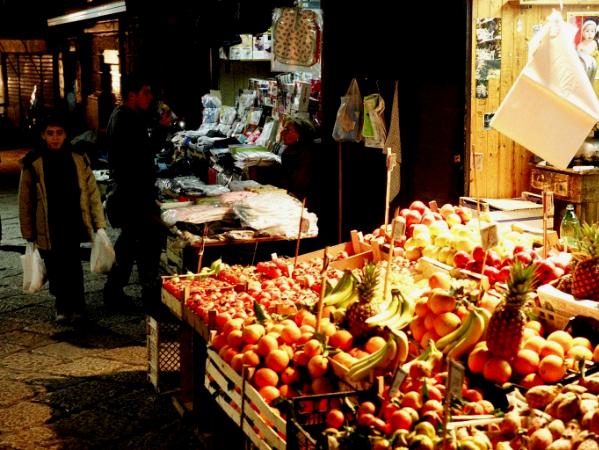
<box><xmin>0</xmin><ymin>159</ymin><xmax>202</xmax><ymax>449</ymax></box>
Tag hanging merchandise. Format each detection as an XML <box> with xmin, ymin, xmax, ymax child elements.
<box><xmin>362</xmin><ymin>93</ymin><xmax>387</xmax><ymax>149</ymax></box>
<box><xmin>332</xmin><ymin>78</ymin><xmax>363</xmax><ymax>143</ymax></box>
<box><xmin>491</xmin><ymin>11</ymin><xmax>599</xmax><ymax>169</ymax></box>
<box><xmin>272</xmin><ymin>7</ymin><xmax>322</xmax><ymax>75</ymax></box>
<box><xmin>385</xmin><ymin>81</ymin><xmax>402</xmax><ymax>200</ymax></box>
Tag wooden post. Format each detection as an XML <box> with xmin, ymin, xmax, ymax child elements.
<box><xmin>315</xmin><ymin>246</ymin><xmax>329</xmax><ymax>334</ymax></box>
<box><xmin>384</xmin><ymin>153</ymin><xmax>396</xmax><ymax>228</ymax></box>
<box><xmin>383</xmin><ymin>218</ymin><xmax>399</xmax><ymax>299</ymax></box>
<box><xmin>196</xmin><ymin>224</ymin><xmax>208</xmax><ymax>273</ymax></box>
<box><xmin>293</xmin><ymin>198</ymin><xmax>306</xmax><ymax>272</ymax></box>
<box><xmin>338</xmin><ymin>142</ymin><xmax>343</xmax><ymax>244</ymax></box>
<box><xmin>542</xmin><ymin>191</ymin><xmax>554</xmax><ymax>259</ymax></box>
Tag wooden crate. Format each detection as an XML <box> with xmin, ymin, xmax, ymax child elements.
<box><xmin>161</xmin><ymin>287</ymin><xmax>183</xmax><ymax>320</ymax></box>
<box><xmin>205</xmin><ymin>348</ymin><xmax>286</xmax><ymax>450</ymax></box>
<box><xmin>296</xmin><ymin>241</ymin><xmax>373</xmax><ymax>270</ymax></box>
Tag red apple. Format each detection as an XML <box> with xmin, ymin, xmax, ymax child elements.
<box><xmin>466</xmin><ymin>260</ymin><xmax>482</xmax><ymax>273</ymax></box>
<box><xmin>405</xmin><ymin>210</ymin><xmax>422</xmax><ymax>226</ymax></box>
<box><xmin>409</xmin><ymin>200</ymin><xmax>429</xmax><ymax>216</ymax></box>
<box><xmin>453</xmin><ymin>250</ymin><xmax>471</xmax><ymax>269</ymax></box>
<box><xmin>496</xmin><ymin>266</ymin><xmax>511</xmax><ymax>283</ymax></box>
<box><xmin>483</xmin><ymin>266</ymin><xmax>500</xmax><ymax>284</ymax></box>
<box><xmin>472</xmin><ymin>246</ymin><xmax>485</xmax><ymax>263</ymax></box>
<box><xmin>514</xmin><ymin>251</ymin><xmax>532</xmax><ymax>266</ymax></box>
<box><xmin>486</xmin><ymin>250</ymin><xmax>501</xmax><ymax>268</ymax></box>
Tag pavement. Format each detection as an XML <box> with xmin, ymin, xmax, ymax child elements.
<box><xmin>0</xmin><ymin>153</ymin><xmax>203</xmax><ymax>449</ymax></box>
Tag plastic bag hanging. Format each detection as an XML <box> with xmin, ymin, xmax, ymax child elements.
<box><xmin>21</xmin><ymin>242</ymin><xmax>46</xmax><ymax>294</ymax></box>
<box><xmin>332</xmin><ymin>78</ymin><xmax>363</xmax><ymax>142</ymax></box>
<box><xmin>362</xmin><ymin>93</ymin><xmax>387</xmax><ymax>149</ymax></box>
<box><xmin>90</xmin><ymin>229</ymin><xmax>116</xmax><ymax>274</ymax></box>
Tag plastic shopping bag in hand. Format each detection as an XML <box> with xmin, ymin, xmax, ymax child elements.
<box><xmin>21</xmin><ymin>242</ymin><xmax>47</xmax><ymax>293</ymax></box>
<box><xmin>90</xmin><ymin>229</ymin><xmax>115</xmax><ymax>273</ymax></box>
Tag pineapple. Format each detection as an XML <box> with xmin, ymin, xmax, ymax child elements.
<box><xmin>571</xmin><ymin>223</ymin><xmax>599</xmax><ymax>301</ymax></box>
<box><xmin>345</xmin><ymin>264</ymin><xmax>381</xmax><ymax>340</ymax></box>
<box><xmin>486</xmin><ymin>261</ymin><xmax>537</xmax><ymax>360</ymax></box>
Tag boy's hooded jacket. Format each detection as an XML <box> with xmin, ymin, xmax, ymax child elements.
<box><xmin>19</xmin><ymin>147</ymin><xmax>106</xmax><ymax>250</ymax></box>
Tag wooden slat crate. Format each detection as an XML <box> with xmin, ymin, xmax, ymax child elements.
<box><xmin>205</xmin><ymin>348</ymin><xmax>286</xmax><ymax>450</ymax></box>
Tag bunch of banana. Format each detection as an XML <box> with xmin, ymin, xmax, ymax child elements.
<box><xmin>323</xmin><ymin>270</ymin><xmax>357</xmax><ymax>308</ymax></box>
<box><xmin>345</xmin><ymin>330</ymin><xmax>409</xmax><ymax>381</ymax></box>
<box><xmin>436</xmin><ymin>306</ymin><xmax>491</xmax><ymax>361</ymax></box>
<box><xmin>364</xmin><ymin>288</ymin><xmax>416</xmax><ymax>332</ymax></box>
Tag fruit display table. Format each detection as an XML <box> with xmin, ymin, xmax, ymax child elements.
<box><xmin>153</xmin><ymin>200</ymin><xmax>599</xmax><ymax>450</ymax></box>
<box><xmin>529</xmin><ymin>163</ymin><xmax>599</xmax><ymax>228</ymax></box>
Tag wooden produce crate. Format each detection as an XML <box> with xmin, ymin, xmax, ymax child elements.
<box><xmin>417</xmin><ymin>256</ymin><xmax>490</xmax><ymax>290</ymax></box>
<box><xmin>535</xmin><ymin>284</ymin><xmax>599</xmax><ymax>330</ymax></box>
<box><xmin>205</xmin><ymin>348</ymin><xmax>287</xmax><ymax>450</ymax></box>
<box><xmin>459</xmin><ymin>194</ymin><xmax>552</xmax><ymax>229</ymax></box>
<box><xmin>161</xmin><ymin>286</ymin><xmax>184</xmax><ymax>320</ymax></box>
<box><xmin>296</xmin><ymin>241</ymin><xmax>373</xmax><ymax>270</ymax></box>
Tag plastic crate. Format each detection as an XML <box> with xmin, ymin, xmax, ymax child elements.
<box><xmin>147</xmin><ymin>315</ymin><xmax>181</xmax><ymax>393</ymax></box>
<box><xmin>285</xmin><ymin>390</ymin><xmax>372</xmax><ymax>450</ymax></box>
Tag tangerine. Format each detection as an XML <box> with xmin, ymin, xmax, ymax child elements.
<box><xmin>326</xmin><ymin>409</ymin><xmax>344</xmax><ymax>429</ymax></box>
<box><xmin>468</xmin><ymin>346</ymin><xmax>491</xmax><ymax>374</ymax></box>
<box><xmin>523</xmin><ymin>336</ymin><xmax>546</xmax><ymax>354</ymax></box>
<box><xmin>482</xmin><ymin>357</ymin><xmax>512</xmax><ymax>384</ymax></box>
<box><xmin>254</xmin><ymin>368</ymin><xmax>279</xmax><ymax>388</ymax></box>
<box><xmin>547</xmin><ymin>330</ymin><xmax>573</xmax><ymax>353</ymax></box>
<box><xmin>329</xmin><ymin>330</ymin><xmax>354</xmax><ymax>351</ymax></box>
<box><xmin>567</xmin><ymin>345</ymin><xmax>593</xmax><ymax>361</ymax></box>
<box><xmin>259</xmin><ymin>385</ymin><xmax>280</xmax><ymax>405</ymax></box>
<box><xmin>256</xmin><ymin>335</ymin><xmax>279</xmax><ymax>357</ymax></box>
<box><xmin>513</xmin><ymin>349</ymin><xmax>540</xmax><ymax>376</ymax></box>
<box><xmin>540</xmin><ymin>340</ymin><xmax>565</xmax><ymax>359</ymax></box>
<box><xmin>538</xmin><ymin>355</ymin><xmax>566</xmax><ymax>383</ymax></box>
<box><xmin>571</xmin><ymin>337</ymin><xmax>593</xmax><ymax>351</ymax></box>
<box><xmin>265</xmin><ymin>349</ymin><xmax>290</xmax><ymax>373</ymax></box>
<box><xmin>365</xmin><ymin>336</ymin><xmax>386</xmax><ymax>354</ymax></box>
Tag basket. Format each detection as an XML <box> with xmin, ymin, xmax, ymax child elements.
<box><xmin>147</xmin><ymin>315</ymin><xmax>181</xmax><ymax>393</ymax></box>
<box><xmin>285</xmin><ymin>390</ymin><xmax>370</xmax><ymax>450</ymax></box>
<box><xmin>534</xmin><ymin>284</ymin><xmax>599</xmax><ymax>331</ymax></box>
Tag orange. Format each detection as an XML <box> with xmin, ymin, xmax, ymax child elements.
<box><xmin>278</xmin><ymin>384</ymin><xmax>298</xmax><ymax>398</ymax></box>
<box><xmin>538</xmin><ymin>355</ymin><xmax>566</xmax><ymax>383</ymax></box>
<box><xmin>423</xmin><ymin>313</ymin><xmax>437</xmax><ymax>331</ymax></box>
<box><xmin>468</xmin><ymin>346</ymin><xmax>491</xmax><ymax>374</ymax></box>
<box><xmin>594</xmin><ymin>344</ymin><xmax>599</xmax><ymax>362</ymax></box>
<box><xmin>414</xmin><ymin>298</ymin><xmax>430</xmax><ymax>317</ymax></box>
<box><xmin>293</xmin><ymin>350</ymin><xmax>310</xmax><ymax>366</ymax></box>
<box><xmin>230</xmin><ymin>353</ymin><xmax>245</xmax><ymax>373</ymax></box>
<box><xmin>419</xmin><ymin>330</ymin><xmax>440</xmax><ymax>349</ymax></box>
<box><xmin>307</xmin><ymin>355</ymin><xmax>329</xmax><ymax>378</ymax></box>
<box><xmin>520</xmin><ymin>373</ymin><xmax>544</xmax><ymax>389</ymax></box>
<box><xmin>242</xmin><ymin>323</ymin><xmax>265</xmax><ymax>344</ymax></box>
<box><xmin>513</xmin><ymin>349</ymin><xmax>540</xmax><ymax>375</ymax></box>
<box><xmin>281</xmin><ymin>366</ymin><xmax>301</xmax><ymax>385</ymax></box>
<box><xmin>571</xmin><ymin>337</ymin><xmax>593</xmax><ymax>351</ymax></box>
<box><xmin>409</xmin><ymin>317</ymin><xmax>427</xmax><ymax>343</ymax></box>
<box><xmin>332</xmin><ymin>351</ymin><xmax>357</xmax><ymax>368</ymax></box>
<box><xmin>227</xmin><ymin>329</ymin><xmax>244</xmax><ymax>348</ymax></box>
<box><xmin>540</xmin><ymin>340</ymin><xmax>565</xmax><ymax>359</ymax></box>
<box><xmin>265</xmin><ymin>349</ymin><xmax>290</xmax><ymax>373</ymax></box>
<box><xmin>280</xmin><ymin>324</ymin><xmax>301</xmax><ymax>344</ymax></box>
<box><xmin>525</xmin><ymin>320</ymin><xmax>544</xmax><ymax>335</ymax></box>
<box><xmin>298</xmin><ymin>332</ymin><xmax>313</xmax><ymax>345</ymax></box>
<box><xmin>522</xmin><ymin>328</ymin><xmax>538</xmax><ymax>340</ymax></box>
<box><xmin>433</xmin><ymin>312</ymin><xmax>461</xmax><ymax>337</ymax></box>
<box><xmin>254</xmin><ymin>367</ymin><xmax>279</xmax><ymax>388</ymax></box>
<box><xmin>390</xmin><ymin>409</ymin><xmax>413</xmax><ymax>432</ymax></box>
<box><xmin>241</xmin><ymin>350</ymin><xmax>261</xmax><ymax>367</ymax></box>
<box><xmin>326</xmin><ymin>409</ymin><xmax>345</xmax><ymax>429</ymax></box>
<box><xmin>222</xmin><ymin>317</ymin><xmax>244</xmax><ymax>337</ymax></box>
<box><xmin>304</xmin><ymin>339</ymin><xmax>323</xmax><ymax>357</ymax></box>
<box><xmin>259</xmin><ymin>385</ymin><xmax>280</xmax><ymax>405</ymax></box>
<box><xmin>329</xmin><ymin>330</ymin><xmax>354</xmax><ymax>351</ymax></box>
<box><xmin>256</xmin><ymin>335</ymin><xmax>279</xmax><ymax>357</ymax></box>
<box><xmin>211</xmin><ymin>334</ymin><xmax>228</xmax><ymax>351</ymax></box>
<box><xmin>523</xmin><ymin>336</ymin><xmax>546</xmax><ymax>354</ymax></box>
<box><xmin>483</xmin><ymin>357</ymin><xmax>512</xmax><ymax>384</ymax></box>
<box><xmin>300</xmin><ymin>324</ymin><xmax>316</xmax><ymax>334</ymax></box>
<box><xmin>358</xmin><ymin>401</ymin><xmax>377</xmax><ymax>415</ymax></box>
<box><xmin>547</xmin><ymin>330</ymin><xmax>573</xmax><ymax>353</ymax></box>
<box><xmin>400</xmin><ymin>391</ymin><xmax>423</xmax><ymax>411</ymax></box>
<box><xmin>567</xmin><ymin>345</ymin><xmax>593</xmax><ymax>362</ymax></box>
<box><xmin>365</xmin><ymin>336</ymin><xmax>387</xmax><ymax>354</ymax></box>
<box><xmin>428</xmin><ymin>291</ymin><xmax>457</xmax><ymax>315</ymax></box>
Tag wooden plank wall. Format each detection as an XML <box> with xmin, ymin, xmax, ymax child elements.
<box><xmin>469</xmin><ymin>1</ymin><xmax>599</xmax><ymax>198</ymax></box>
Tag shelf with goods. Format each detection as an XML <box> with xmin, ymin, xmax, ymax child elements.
<box><xmin>154</xmin><ymin>197</ymin><xmax>599</xmax><ymax>449</ymax></box>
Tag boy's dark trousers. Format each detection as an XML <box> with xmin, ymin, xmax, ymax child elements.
<box><xmin>40</xmin><ymin>236</ymin><xmax>85</xmax><ymax>315</ymax></box>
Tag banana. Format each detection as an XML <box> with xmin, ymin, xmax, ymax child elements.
<box><xmin>436</xmin><ymin>311</ymin><xmax>474</xmax><ymax>353</ymax></box>
<box><xmin>446</xmin><ymin>308</ymin><xmax>486</xmax><ymax>361</ymax></box>
<box><xmin>347</xmin><ymin>335</ymin><xmax>395</xmax><ymax>381</ymax></box>
<box><xmin>366</xmin><ymin>291</ymin><xmax>401</xmax><ymax>326</ymax></box>
<box><xmin>376</xmin><ymin>335</ymin><xmax>398</xmax><ymax>369</ymax></box>
<box><xmin>337</xmin><ymin>291</ymin><xmax>358</xmax><ymax>309</ymax></box>
<box><xmin>390</xmin><ymin>329</ymin><xmax>409</xmax><ymax>366</ymax></box>
<box><xmin>323</xmin><ymin>271</ymin><xmax>355</xmax><ymax>307</ymax></box>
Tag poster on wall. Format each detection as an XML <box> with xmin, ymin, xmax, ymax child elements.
<box><xmin>475</xmin><ymin>17</ymin><xmax>502</xmax><ymax>98</ymax></box>
<box><xmin>568</xmin><ymin>12</ymin><xmax>599</xmax><ymax>80</ymax></box>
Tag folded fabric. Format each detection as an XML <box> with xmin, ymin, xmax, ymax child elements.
<box><xmin>491</xmin><ymin>12</ymin><xmax>599</xmax><ymax>169</ymax></box>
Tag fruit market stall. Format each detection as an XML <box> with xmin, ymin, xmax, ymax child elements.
<box><xmin>151</xmin><ymin>196</ymin><xmax>599</xmax><ymax>449</ymax></box>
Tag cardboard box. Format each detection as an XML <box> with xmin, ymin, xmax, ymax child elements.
<box><xmin>459</xmin><ymin>194</ymin><xmax>553</xmax><ymax>229</ymax></box>
<box><xmin>535</xmin><ymin>284</ymin><xmax>599</xmax><ymax>330</ymax></box>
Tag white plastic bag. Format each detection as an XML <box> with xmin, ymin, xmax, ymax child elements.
<box><xmin>90</xmin><ymin>229</ymin><xmax>115</xmax><ymax>274</ymax></box>
<box><xmin>332</xmin><ymin>78</ymin><xmax>363</xmax><ymax>142</ymax></box>
<box><xmin>21</xmin><ymin>242</ymin><xmax>46</xmax><ymax>294</ymax></box>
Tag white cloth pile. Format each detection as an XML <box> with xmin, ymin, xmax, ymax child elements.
<box><xmin>233</xmin><ymin>192</ymin><xmax>318</xmax><ymax>239</ymax></box>
<box><xmin>161</xmin><ymin>204</ymin><xmax>233</xmax><ymax>226</ymax></box>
